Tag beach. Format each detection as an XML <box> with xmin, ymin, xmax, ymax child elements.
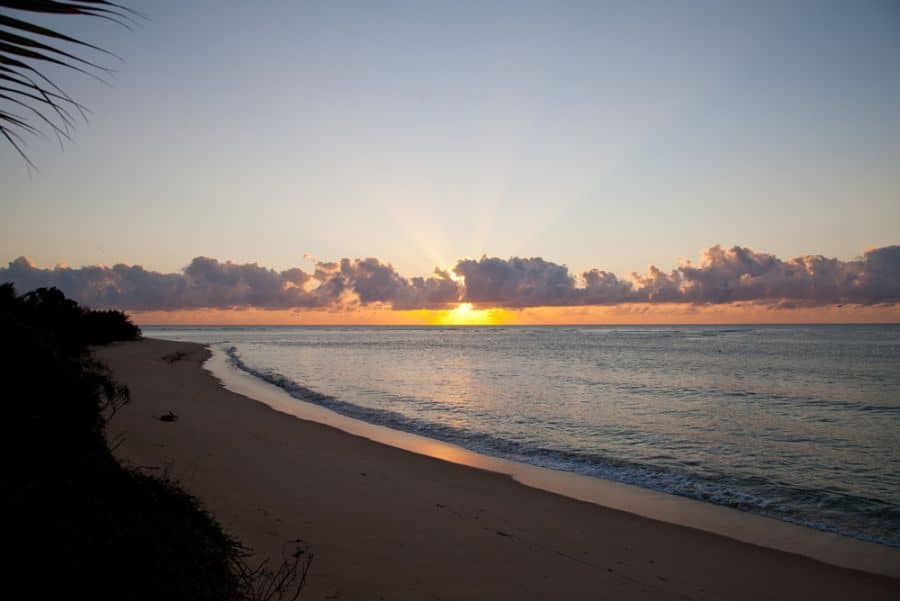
<box><xmin>99</xmin><ymin>338</ymin><xmax>900</xmax><ymax>600</ymax></box>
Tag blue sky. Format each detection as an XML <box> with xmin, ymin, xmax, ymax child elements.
<box><xmin>2</xmin><ymin>0</ymin><xmax>898</xmax><ymax>279</ymax></box>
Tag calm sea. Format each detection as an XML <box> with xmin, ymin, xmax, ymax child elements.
<box><xmin>146</xmin><ymin>325</ymin><xmax>900</xmax><ymax>547</ymax></box>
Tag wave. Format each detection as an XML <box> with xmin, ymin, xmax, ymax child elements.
<box><xmin>225</xmin><ymin>346</ymin><xmax>899</xmax><ymax>548</ymax></box>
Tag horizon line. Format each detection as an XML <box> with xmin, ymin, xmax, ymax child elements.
<box><xmin>138</xmin><ymin>322</ymin><xmax>900</xmax><ymax>328</ymax></box>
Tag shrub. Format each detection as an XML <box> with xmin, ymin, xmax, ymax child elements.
<box><xmin>2</xmin><ymin>283</ymin><xmax>310</xmax><ymax>600</ymax></box>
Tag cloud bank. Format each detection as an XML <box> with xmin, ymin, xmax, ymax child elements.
<box><xmin>2</xmin><ymin>245</ymin><xmax>897</xmax><ymax>312</ymax></box>
<box><xmin>456</xmin><ymin>245</ymin><xmax>900</xmax><ymax>308</ymax></box>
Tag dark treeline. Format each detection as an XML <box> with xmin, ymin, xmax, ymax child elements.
<box><xmin>2</xmin><ymin>284</ymin><xmax>140</xmax><ymax>480</ymax></box>
<box><xmin>3</xmin><ymin>284</ymin><xmax>307</xmax><ymax>600</ymax></box>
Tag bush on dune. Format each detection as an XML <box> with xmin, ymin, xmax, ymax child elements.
<box><xmin>2</xmin><ymin>283</ymin><xmax>309</xmax><ymax>600</ymax></box>
<box><xmin>2</xmin><ymin>284</ymin><xmax>135</xmax><ymax>459</ymax></box>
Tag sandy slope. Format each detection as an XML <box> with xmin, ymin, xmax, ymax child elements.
<box><xmin>98</xmin><ymin>339</ymin><xmax>899</xmax><ymax>600</ymax></box>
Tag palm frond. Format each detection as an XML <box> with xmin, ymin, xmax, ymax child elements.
<box><xmin>0</xmin><ymin>1</ymin><xmax>136</xmax><ymax>170</ymax></box>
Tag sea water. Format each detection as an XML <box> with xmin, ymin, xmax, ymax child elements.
<box><xmin>146</xmin><ymin>325</ymin><xmax>900</xmax><ymax>547</ymax></box>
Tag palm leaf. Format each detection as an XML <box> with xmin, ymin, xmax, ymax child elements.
<box><xmin>0</xmin><ymin>1</ymin><xmax>136</xmax><ymax>170</ymax></box>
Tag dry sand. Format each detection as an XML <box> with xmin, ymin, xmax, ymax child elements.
<box><xmin>98</xmin><ymin>339</ymin><xmax>900</xmax><ymax>600</ymax></box>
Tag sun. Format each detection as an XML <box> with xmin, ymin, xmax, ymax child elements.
<box><xmin>437</xmin><ymin>303</ymin><xmax>508</xmax><ymax>325</ymax></box>
<box><xmin>454</xmin><ymin>302</ymin><xmax>474</xmax><ymax>316</ymax></box>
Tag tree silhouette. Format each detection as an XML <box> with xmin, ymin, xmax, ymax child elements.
<box><xmin>0</xmin><ymin>1</ymin><xmax>137</xmax><ymax>168</ymax></box>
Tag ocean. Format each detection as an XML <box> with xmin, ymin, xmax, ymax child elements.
<box><xmin>146</xmin><ymin>325</ymin><xmax>900</xmax><ymax>547</ymax></box>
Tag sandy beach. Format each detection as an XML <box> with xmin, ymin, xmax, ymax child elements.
<box><xmin>98</xmin><ymin>339</ymin><xmax>900</xmax><ymax>600</ymax></box>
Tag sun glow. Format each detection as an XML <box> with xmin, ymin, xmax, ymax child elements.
<box><xmin>438</xmin><ymin>303</ymin><xmax>508</xmax><ymax>325</ymax></box>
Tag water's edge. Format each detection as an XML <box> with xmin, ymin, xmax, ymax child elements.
<box><xmin>201</xmin><ymin>343</ymin><xmax>900</xmax><ymax>579</ymax></box>
<box><xmin>223</xmin><ymin>345</ymin><xmax>897</xmax><ymax>548</ymax></box>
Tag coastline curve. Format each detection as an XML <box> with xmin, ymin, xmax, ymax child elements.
<box><xmin>202</xmin><ymin>344</ymin><xmax>900</xmax><ymax>578</ymax></box>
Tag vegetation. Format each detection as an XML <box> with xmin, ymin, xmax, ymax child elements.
<box><xmin>0</xmin><ymin>1</ymin><xmax>139</xmax><ymax>168</ymax></box>
<box><xmin>3</xmin><ymin>284</ymin><xmax>310</xmax><ymax>600</ymax></box>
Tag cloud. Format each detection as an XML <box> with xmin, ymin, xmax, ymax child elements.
<box><xmin>1</xmin><ymin>256</ymin><xmax>334</xmax><ymax>311</ymax></box>
<box><xmin>452</xmin><ymin>245</ymin><xmax>900</xmax><ymax>307</ymax></box>
<box><xmin>0</xmin><ymin>255</ymin><xmax>462</xmax><ymax>311</ymax></box>
<box><xmin>1</xmin><ymin>244</ymin><xmax>897</xmax><ymax>312</ymax></box>
<box><xmin>672</xmin><ymin>245</ymin><xmax>900</xmax><ymax>306</ymax></box>
<box><xmin>453</xmin><ymin>257</ymin><xmax>576</xmax><ymax>307</ymax></box>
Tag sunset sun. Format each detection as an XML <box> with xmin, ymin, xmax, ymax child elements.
<box><xmin>440</xmin><ymin>302</ymin><xmax>507</xmax><ymax>326</ymax></box>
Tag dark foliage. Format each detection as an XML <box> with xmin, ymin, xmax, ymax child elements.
<box><xmin>3</xmin><ymin>284</ymin><xmax>311</xmax><ymax>600</ymax></box>
<box><xmin>0</xmin><ymin>1</ymin><xmax>140</xmax><ymax>168</ymax></box>
<box><xmin>1</xmin><ymin>283</ymin><xmax>138</xmax><ymax>450</ymax></box>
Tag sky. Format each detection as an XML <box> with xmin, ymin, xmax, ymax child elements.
<box><xmin>1</xmin><ymin>1</ymin><xmax>899</xmax><ymax>323</ymax></box>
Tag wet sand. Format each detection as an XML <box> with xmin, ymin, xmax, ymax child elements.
<box><xmin>98</xmin><ymin>339</ymin><xmax>900</xmax><ymax>600</ymax></box>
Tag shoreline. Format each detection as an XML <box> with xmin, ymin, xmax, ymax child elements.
<box><xmin>99</xmin><ymin>339</ymin><xmax>900</xmax><ymax>600</ymax></box>
<box><xmin>204</xmin><ymin>344</ymin><xmax>900</xmax><ymax>577</ymax></box>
